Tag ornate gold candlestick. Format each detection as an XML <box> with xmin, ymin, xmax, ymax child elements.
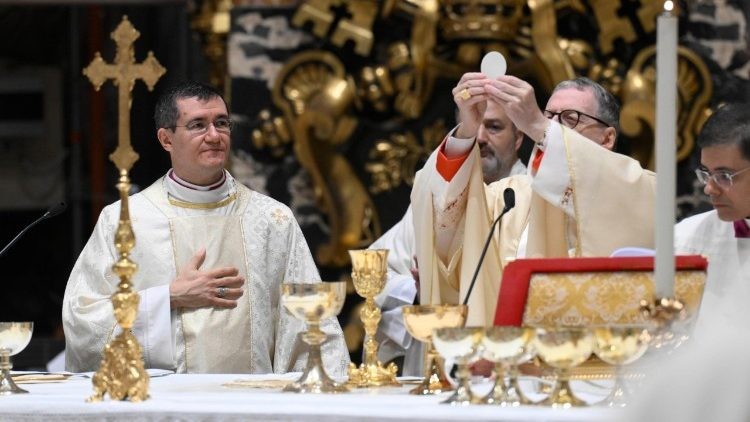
<box><xmin>347</xmin><ymin>249</ymin><xmax>400</xmax><ymax>387</ymax></box>
<box><xmin>83</xmin><ymin>16</ymin><xmax>165</xmax><ymax>403</ymax></box>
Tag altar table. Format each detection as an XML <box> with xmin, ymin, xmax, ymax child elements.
<box><xmin>1</xmin><ymin>373</ymin><xmax>621</xmax><ymax>421</ymax></box>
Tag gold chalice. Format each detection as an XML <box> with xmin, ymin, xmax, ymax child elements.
<box><xmin>402</xmin><ymin>304</ymin><xmax>468</xmax><ymax>395</ymax></box>
<box><xmin>433</xmin><ymin>326</ymin><xmax>483</xmax><ymax>405</ymax></box>
<box><xmin>481</xmin><ymin>326</ymin><xmax>535</xmax><ymax>406</ymax></box>
<box><xmin>281</xmin><ymin>282</ymin><xmax>348</xmax><ymax>393</ymax></box>
<box><xmin>593</xmin><ymin>325</ymin><xmax>651</xmax><ymax>407</ymax></box>
<box><xmin>347</xmin><ymin>249</ymin><xmax>400</xmax><ymax>387</ymax></box>
<box><xmin>534</xmin><ymin>327</ymin><xmax>593</xmax><ymax>408</ymax></box>
<box><xmin>0</xmin><ymin>322</ymin><xmax>33</xmax><ymax>395</ymax></box>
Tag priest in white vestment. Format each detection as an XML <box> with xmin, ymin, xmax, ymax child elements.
<box><xmin>674</xmin><ymin>102</ymin><xmax>750</xmax><ymax>329</ymax></box>
<box><xmin>63</xmin><ymin>81</ymin><xmax>350</xmax><ymax>375</ymax></box>
<box><xmin>628</xmin><ymin>103</ymin><xmax>750</xmax><ymax>422</ymax></box>
<box><xmin>412</xmin><ymin>75</ymin><xmax>656</xmax><ymax>327</ymax></box>
<box><xmin>372</xmin><ymin>101</ymin><xmax>526</xmax><ymax>375</ymax></box>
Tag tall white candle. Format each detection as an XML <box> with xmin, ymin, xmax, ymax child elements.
<box><xmin>654</xmin><ymin>1</ymin><xmax>678</xmax><ymax>298</ymax></box>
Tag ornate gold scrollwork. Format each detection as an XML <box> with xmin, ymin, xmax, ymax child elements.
<box><xmin>271</xmin><ymin>50</ymin><xmax>380</xmax><ymax>266</ymax></box>
<box><xmin>527</xmin><ymin>0</ymin><xmax>575</xmax><ymax>89</ymax></box>
<box><xmin>251</xmin><ymin>109</ymin><xmax>292</xmax><ymax>158</ymax></box>
<box><xmin>440</xmin><ymin>0</ymin><xmax>525</xmax><ymax>41</ymax></box>
<box><xmin>293</xmin><ymin>0</ymin><xmax>379</xmax><ymax>56</ymax></box>
<box><xmin>365</xmin><ymin>120</ymin><xmax>445</xmax><ymax>194</ymax></box>
<box><xmin>191</xmin><ymin>0</ymin><xmax>233</xmax><ymax>91</ymax></box>
<box><xmin>620</xmin><ymin>46</ymin><xmax>713</xmax><ymax>169</ymax></box>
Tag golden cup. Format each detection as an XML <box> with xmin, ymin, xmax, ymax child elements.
<box><xmin>593</xmin><ymin>325</ymin><xmax>651</xmax><ymax>407</ymax></box>
<box><xmin>481</xmin><ymin>326</ymin><xmax>535</xmax><ymax>406</ymax></box>
<box><xmin>0</xmin><ymin>322</ymin><xmax>34</xmax><ymax>395</ymax></box>
<box><xmin>402</xmin><ymin>304</ymin><xmax>468</xmax><ymax>395</ymax></box>
<box><xmin>534</xmin><ymin>327</ymin><xmax>593</xmax><ymax>408</ymax></box>
<box><xmin>281</xmin><ymin>282</ymin><xmax>348</xmax><ymax>393</ymax></box>
<box><xmin>347</xmin><ymin>249</ymin><xmax>400</xmax><ymax>387</ymax></box>
<box><xmin>433</xmin><ymin>326</ymin><xmax>483</xmax><ymax>405</ymax></box>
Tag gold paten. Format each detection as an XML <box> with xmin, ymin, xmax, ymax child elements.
<box><xmin>167</xmin><ymin>192</ymin><xmax>238</xmax><ymax>209</ymax></box>
<box><xmin>281</xmin><ymin>282</ymin><xmax>348</xmax><ymax>393</ymax></box>
<box><xmin>83</xmin><ymin>16</ymin><xmax>166</xmax><ymax>403</ymax></box>
<box><xmin>401</xmin><ymin>304</ymin><xmax>468</xmax><ymax>395</ymax></box>
<box><xmin>347</xmin><ymin>249</ymin><xmax>400</xmax><ymax>387</ymax></box>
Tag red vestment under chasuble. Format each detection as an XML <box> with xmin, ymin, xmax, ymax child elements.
<box><xmin>411</xmin><ymin>122</ymin><xmax>656</xmax><ymax>326</ymax></box>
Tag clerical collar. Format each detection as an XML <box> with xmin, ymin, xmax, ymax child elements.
<box><xmin>165</xmin><ymin>169</ymin><xmax>235</xmax><ymax>206</ymax></box>
<box><xmin>735</xmin><ymin>218</ymin><xmax>750</xmax><ymax>239</ymax></box>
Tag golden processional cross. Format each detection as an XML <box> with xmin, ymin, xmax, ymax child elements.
<box><xmin>82</xmin><ymin>15</ymin><xmax>166</xmax><ymax>402</ymax></box>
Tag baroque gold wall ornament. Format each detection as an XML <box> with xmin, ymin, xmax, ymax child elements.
<box><xmin>272</xmin><ymin>50</ymin><xmax>379</xmax><ymax>266</ymax></box>
<box><xmin>440</xmin><ymin>0</ymin><xmax>525</xmax><ymax>41</ymax></box>
<box><xmin>191</xmin><ymin>0</ymin><xmax>233</xmax><ymax>91</ymax></box>
<box><xmin>365</xmin><ymin>119</ymin><xmax>445</xmax><ymax>194</ymax></box>
<box><xmin>293</xmin><ymin>0</ymin><xmax>379</xmax><ymax>56</ymax></box>
<box><xmin>82</xmin><ymin>16</ymin><xmax>165</xmax><ymax>403</ymax></box>
<box><xmin>620</xmin><ymin>46</ymin><xmax>712</xmax><ymax>169</ymax></box>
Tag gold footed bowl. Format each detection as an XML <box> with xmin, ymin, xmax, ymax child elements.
<box><xmin>593</xmin><ymin>325</ymin><xmax>651</xmax><ymax>407</ymax></box>
<box><xmin>433</xmin><ymin>326</ymin><xmax>483</xmax><ymax>405</ymax></box>
<box><xmin>402</xmin><ymin>304</ymin><xmax>468</xmax><ymax>395</ymax></box>
<box><xmin>0</xmin><ymin>322</ymin><xmax>34</xmax><ymax>395</ymax></box>
<box><xmin>281</xmin><ymin>282</ymin><xmax>348</xmax><ymax>393</ymax></box>
<box><xmin>481</xmin><ymin>326</ymin><xmax>536</xmax><ymax>406</ymax></box>
<box><xmin>534</xmin><ymin>327</ymin><xmax>593</xmax><ymax>408</ymax></box>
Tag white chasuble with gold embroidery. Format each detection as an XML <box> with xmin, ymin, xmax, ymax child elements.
<box><xmin>63</xmin><ymin>171</ymin><xmax>350</xmax><ymax>375</ymax></box>
<box><xmin>411</xmin><ymin>122</ymin><xmax>656</xmax><ymax>326</ymax></box>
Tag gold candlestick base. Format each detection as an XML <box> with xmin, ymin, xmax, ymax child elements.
<box><xmin>87</xmin><ymin>290</ymin><xmax>149</xmax><ymax>402</ymax></box>
<box><xmin>347</xmin><ymin>361</ymin><xmax>400</xmax><ymax>388</ymax></box>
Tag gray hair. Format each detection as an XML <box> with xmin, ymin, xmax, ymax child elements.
<box><xmin>552</xmin><ymin>77</ymin><xmax>621</xmax><ymax>136</ymax></box>
<box><xmin>154</xmin><ymin>80</ymin><xmax>227</xmax><ymax>130</ymax></box>
<box><xmin>698</xmin><ymin>103</ymin><xmax>750</xmax><ymax>161</ymax></box>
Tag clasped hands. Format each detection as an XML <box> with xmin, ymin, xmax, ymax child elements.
<box><xmin>452</xmin><ymin>72</ymin><xmax>549</xmax><ymax>143</ymax></box>
<box><xmin>169</xmin><ymin>248</ymin><xmax>245</xmax><ymax>309</ymax></box>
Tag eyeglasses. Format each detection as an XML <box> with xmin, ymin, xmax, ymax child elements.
<box><xmin>543</xmin><ymin>109</ymin><xmax>611</xmax><ymax>129</ymax></box>
<box><xmin>172</xmin><ymin>117</ymin><xmax>233</xmax><ymax>135</ymax></box>
<box><xmin>695</xmin><ymin>166</ymin><xmax>750</xmax><ymax>189</ymax></box>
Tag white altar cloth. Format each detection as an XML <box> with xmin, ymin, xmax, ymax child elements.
<box><xmin>1</xmin><ymin>373</ymin><xmax>619</xmax><ymax>421</ymax></box>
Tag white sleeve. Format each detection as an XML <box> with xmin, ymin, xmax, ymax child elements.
<box><xmin>128</xmin><ymin>285</ymin><xmax>174</xmax><ymax>369</ymax></box>
<box><xmin>529</xmin><ymin>121</ymin><xmax>574</xmax><ymax>216</ymax></box>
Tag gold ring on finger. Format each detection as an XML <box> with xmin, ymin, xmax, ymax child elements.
<box><xmin>459</xmin><ymin>88</ymin><xmax>471</xmax><ymax>100</ymax></box>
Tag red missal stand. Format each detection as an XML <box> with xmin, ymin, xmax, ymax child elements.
<box><xmin>494</xmin><ymin>256</ymin><xmax>708</xmax><ymax>326</ymax></box>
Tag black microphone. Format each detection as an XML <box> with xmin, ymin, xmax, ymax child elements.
<box><xmin>462</xmin><ymin>189</ymin><xmax>515</xmax><ymax>306</ymax></box>
<box><xmin>0</xmin><ymin>201</ymin><xmax>67</xmax><ymax>258</ymax></box>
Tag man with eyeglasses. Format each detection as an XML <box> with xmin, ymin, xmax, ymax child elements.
<box><xmin>674</xmin><ymin>103</ymin><xmax>750</xmax><ymax>326</ymax></box>
<box><xmin>63</xmin><ymin>81</ymin><xmax>349</xmax><ymax>375</ymax></box>
<box><xmin>410</xmin><ymin>74</ymin><xmax>655</xmax><ymax>327</ymax></box>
